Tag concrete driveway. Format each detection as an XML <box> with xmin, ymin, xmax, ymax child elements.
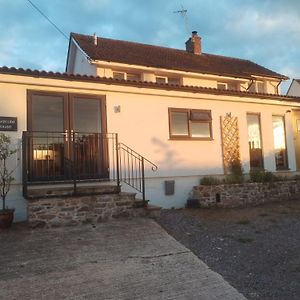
<box><xmin>0</xmin><ymin>218</ymin><xmax>245</xmax><ymax>300</ymax></box>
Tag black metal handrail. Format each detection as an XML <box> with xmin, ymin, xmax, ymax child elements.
<box><xmin>118</xmin><ymin>143</ymin><xmax>158</xmax><ymax>201</ymax></box>
<box><xmin>22</xmin><ymin>131</ymin><xmax>120</xmax><ymax>197</ymax></box>
<box><xmin>22</xmin><ymin>131</ymin><xmax>157</xmax><ymax>201</ymax></box>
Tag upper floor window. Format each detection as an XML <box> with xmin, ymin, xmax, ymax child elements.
<box><xmin>156</xmin><ymin>76</ymin><xmax>167</xmax><ymax>84</ymax></box>
<box><xmin>156</xmin><ymin>76</ymin><xmax>181</xmax><ymax>85</ymax></box>
<box><xmin>168</xmin><ymin>77</ymin><xmax>181</xmax><ymax>85</ymax></box>
<box><xmin>169</xmin><ymin>108</ymin><xmax>212</xmax><ymax>140</ymax></box>
<box><xmin>127</xmin><ymin>73</ymin><xmax>140</xmax><ymax>81</ymax></box>
<box><xmin>113</xmin><ymin>72</ymin><xmax>125</xmax><ymax>80</ymax></box>
<box><xmin>217</xmin><ymin>82</ymin><xmax>239</xmax><ymax>91</ymax></box>
<box><xmin>248</xmin><ymin>81</ymin><xmax>265</xmax><ymax>93</ymax></box>
<box><xmin>217</xmin><ymin>83</ymin><xmax>227</xmax><ymax>90</ymax></box>
<box><xmin>257</xmin><ymin>81</ymin><xmax>264</xmax><ymax>93</ymax></box>
<box><xmin>113</xmin><ymin>71</ymin><xmax>141</xmax><ymax>81</ymax></box>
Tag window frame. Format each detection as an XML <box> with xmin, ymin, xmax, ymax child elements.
<box><xmin>156</xmin><ymin>76</ymin><xmax>168</xmax><ymax>84</ymax></box>
<box><xmin>246</xmin><ymin>112</ymin><xmax>264</xmax><ymax>169</ymax></box>
<box><xmin>272</xmin><ymin>114</ymin><xmax>289</xmax><ymax>170</ymax></box>
<box><xmin>168</xmin><ymin>108</ymin><xmax>213</xmax><ymax>140</ymax></box>
<box><xmin>112</xmin><ymin>71</ymin><xmax>126</xmax><ymax>80</ymax></box>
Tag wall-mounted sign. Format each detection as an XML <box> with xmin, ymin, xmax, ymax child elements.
<box><xmin>0</xmin><ymin>117</ymin><xmax>17</xmax><ymax>131</ymax></box>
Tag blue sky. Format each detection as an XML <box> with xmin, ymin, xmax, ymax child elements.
<box><xmin>0</xmin><ymin>0</ymin><xmax>299</xmax><ymax>93</ymax></box>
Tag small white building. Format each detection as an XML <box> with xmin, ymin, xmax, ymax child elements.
<box><xmin>1</xmin><ymin>31</ymin><xmax>300</xmax><ymax>222</ymax></box>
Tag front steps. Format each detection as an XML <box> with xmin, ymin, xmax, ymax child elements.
<box><xmin>27</xmin><ymin>184</ymin><xmax>161</xmax><ymax>228</ymax></box>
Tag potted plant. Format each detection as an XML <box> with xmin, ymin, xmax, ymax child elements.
<box><xmin>0</xmin><ymin>133</ymin><xmax>17</xmax><ymax>229</ymax></box>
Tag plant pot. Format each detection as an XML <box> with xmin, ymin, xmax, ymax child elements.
<box><xmin>0</xmin><ymin>209</ymin><xmax>15</xmax><ymax>229</ymax></box>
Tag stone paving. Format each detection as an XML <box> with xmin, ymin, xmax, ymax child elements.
<box><xmin>0</xmin><ymin>218</ymin><xmax>246</xmax><ymax>300</ymax></box>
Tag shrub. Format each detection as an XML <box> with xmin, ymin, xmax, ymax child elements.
<box><xmin>200</xmin><ymin>176</ymin><xmax>221</xmax><ymax>186</ymax></box>
<box><xmin>249</xmin><ymin>169</ymin><xmax>280</xmax><ymax>183</ymax></box>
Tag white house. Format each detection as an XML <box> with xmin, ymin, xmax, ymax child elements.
<box><xmin>1</xmin><ymin>31</ymin><xmax>300</xmax><ymax>223</ymax></box>
<box><xmin>287</xmin><ymin>79</ymin><xmax>300</xmax><ymax>97</ymax></box>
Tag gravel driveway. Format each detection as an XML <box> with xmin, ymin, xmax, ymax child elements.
<box><xmin>157</xmin><ymin>200</ymin><xmax>300</xmax><ymax>300</ymax></box>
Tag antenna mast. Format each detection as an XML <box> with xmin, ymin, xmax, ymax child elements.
<box><xmin>173</xmin><ymin>5</ymin><xmax>190</xmax><ymax>34</ymax></box>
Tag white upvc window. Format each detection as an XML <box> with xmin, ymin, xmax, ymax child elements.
<box><xmin>217</xmin><ymin>82</ymin><xmax>227</xmax><ymax>90</ymax></box>
<box><xmin>156</xmin><ymin>76</ymin><xmax>168</xmax><ymax>84</ymax></box>
<box><xmin>217</xmin><ymin>81</ymin><xmax>240</xmax><ymax>91</ymax></box>
<box><xmin>113</xmin><ymin>71</ymin><xmax>126</xmax><ymax>80</ymax></box>
<box><xmin>248</xmin><ymin>80</ymin><xmax>265</xmax><ymax>93</ymax></box>
<box><xmin>113</xmin><ymin>71</ymin><xmax>141</xmax><ymax>81</ymax></box>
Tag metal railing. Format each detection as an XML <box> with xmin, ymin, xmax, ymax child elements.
<box><xmin>22</xmin><ymin>131</ymin><xmax>157</xmax><ymax>200</ymax></box>
<box><xmin>118</xmin><ymin>143</ymin><xmax>158</xmax><ymax>201</ymax></box>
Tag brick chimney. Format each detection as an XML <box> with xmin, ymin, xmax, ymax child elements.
<box><xmin>185</xmin><ymin>31</ymin><xmax>201</xmax><ymax>55</ymax></box>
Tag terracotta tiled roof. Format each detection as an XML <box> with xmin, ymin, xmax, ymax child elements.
<box><xmin>0</xmin><ymin>66</ymin><xmax>298</xmax><ymax>102</ymax></box>
<box><xmin>71</xmin><ymin>33</ymin><xmax>288</xmax><ymax>80</ymax></box>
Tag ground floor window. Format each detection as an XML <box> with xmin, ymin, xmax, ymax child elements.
<box><xmin>168</xmin><ymin>108</ymin><xmax>212</xmax><ymax>140</ymax></box>
<box><xmin>272</xmin><ymin>115</ymin><xmax>288</xmax><ymax>170</ymax></box>
<box><xmin>247</xmin><ymin>113</ymin><xmax>264</xmax><ymax>169</ymax></box>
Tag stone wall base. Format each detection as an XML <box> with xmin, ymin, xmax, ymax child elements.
<box><xmin>28</xmin><ymin>192</ymin><xmax>150</xmax><ymax>228</ymax></box>
<box><xmin>190</xmin><ymin>180</ymin><xmax>300</xmax><ymax>208</ymax></box>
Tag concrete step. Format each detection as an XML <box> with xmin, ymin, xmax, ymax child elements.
<box><xmin>27</xmin><ymin>183</ymin><xmax>120</xmax><ymax>199</ymax></box>
<box><xmin>145</xmin><ymin>204</ymin><xmax>161</xmax><ymax>219</ymax></box>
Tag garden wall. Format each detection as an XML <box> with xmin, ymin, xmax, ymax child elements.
<box><xmin>190</xmin><ymin>180</ymin><xmax>300</xmax><ymax>208</ymax></box>
<box><xmin>28</xmin><ymin>192</ymin><xmax>148</xmax><ymax>228</ymax></box>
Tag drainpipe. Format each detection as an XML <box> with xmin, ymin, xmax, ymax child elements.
<box><xmin>247</xmin><ymin>79</ymin><xmax>255</xmax><ymax>91</ymax></box>
<box><xmin>275</xmin><ymin>80</ymin><xmax>282</xmax><ymax>95</ymax></box>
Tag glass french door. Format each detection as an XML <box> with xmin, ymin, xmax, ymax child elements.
<box><xmin>247</xmin><ymin>113</ymin><xmax>264</xmax><ymax>169</ymax></box>
<box><xmin>27</xmin><ymin>91</ymin><xmax>107</xmax><ymax>181</ymax></box>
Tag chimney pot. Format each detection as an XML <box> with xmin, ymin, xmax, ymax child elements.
<box><xmin>185</xmin><ymin>31</ymin><xmax>202</xmax><ymax>55</ymax></box>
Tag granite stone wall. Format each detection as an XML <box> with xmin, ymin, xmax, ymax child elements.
<box><xmin>190</xmin><ymin>180</ymin><xmax>300</xmax><ymax>208</ymax></box>
<box><xmin>28</xmin><ymin>192</ymin><xmax>148</xmax><ymax>228</ymax></box>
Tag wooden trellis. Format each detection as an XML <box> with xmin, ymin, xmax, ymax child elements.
<box><xmin>220</xmin><ymin>114</ymin><xmax>241</xmax><ymax>174</ymax></box>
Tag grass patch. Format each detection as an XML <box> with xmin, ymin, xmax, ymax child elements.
<box><xmin>235</xmin><ymin>219</ymin><xmax>251</xmax><ymax>225</ymax></box>
<box><xmin>236</xmin><ymin>237</ymin><xmax>255</xmax><ymax>243</ymax></box>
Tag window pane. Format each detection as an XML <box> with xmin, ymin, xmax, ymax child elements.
<box><xmin>73</xmin><ymin>98</ymin><xmax>101</xmax><ymax>133</ymax></box>
<box><xmin>127</xmin><ymin>73</ymin><xmax>140</xmax><ymax>81</ymax></box>
<box><xmin>191</xmin><ymin>122</ymin><xmax>211</xmax><ymax>138</ymax></box>
<box><xmin>257</xmin><ymin>82</ymin><xmax>264</xmax><ymax>93</ymax></box>
<box><xmin>227</xmin><ymin>82</ymin><xmax>239</xmax><ymax>91</ymax></box>
<box><xmin>191</xmin><ymin>110</ymin><xmax>211</xmax><ymax>121</ymax></box>
<box><xmin>272</xmin><ymin>116</ymin><xmax>288</xmax><ymax>169</ymax></box>
<box><xmin>168</xmin><ymin>78</ymin><xmax>180</xmax><ymax>85</ymax></box>
<box><xmin>170</xmin><ymin>111</ymin><xmax>188</xmax><ymax>136</ymax></box>
<box><xmin>217</xmin><ymin>83</ymin><xmax>226</xmax><ymax>90</ymax></box>
<box><xmin>247</xmin><ymin>114</ymin><xmax>263</xmax><ymax>169</ymax></box>
<box><xmin>156</xmin><ymin>77</ymin><xmax>167</xmax><ymax>84</ymax></box>
<box><xmin>113</xmin><ymin>72</ymin><xmax>125</xmax><ymax>80</ymax></box>
<box><xmin>32</xmin><ymin>94</ymin><xmax>64</xmax><ymax>132</ymax></box>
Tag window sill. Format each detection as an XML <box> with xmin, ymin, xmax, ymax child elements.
<box><xmin>169</xmin><ymin>137</ymin><xmax>214</xmax><ymax>141</ymax></box>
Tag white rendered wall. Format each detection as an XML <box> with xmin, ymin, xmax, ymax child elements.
<box><xmin>73</xmin><ymin>47</ymin><xmax>97</xmax><ymax>76</ymax></box>
<box><xmin>0</xmin><ymin>75</ymin><xmax>299</xmax><ymax>211</ymax></box>
<box><xmin>287</xmin><ymin>81</ymin><xmax>300</xmax><ymax>97</ymax></box>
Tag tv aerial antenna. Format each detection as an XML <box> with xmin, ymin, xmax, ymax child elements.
<box><xmin>173</xmin><ymin>5</ymin><xmax>190</xmax><ymax>34</ymax></box>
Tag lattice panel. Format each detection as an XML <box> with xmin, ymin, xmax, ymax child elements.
<box><xmin>220</xmin><ymin>114</ymin><xmax>241</xmax><ymax>174</ymax></box>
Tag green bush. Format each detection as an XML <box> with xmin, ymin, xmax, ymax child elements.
<box><xmin>249</xmin><ymin>169</ymin><xmax>286</xmax><ymax>183</ymax></box>
<box><xmin>223</xmin><ymin>174</ymin><xmax>244</xmax><ymax>184</ymax></box>
<box><xmin>200</xmin><ymin>176</ymin><xmax>221</xmax><ymax>186</ymax></box>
